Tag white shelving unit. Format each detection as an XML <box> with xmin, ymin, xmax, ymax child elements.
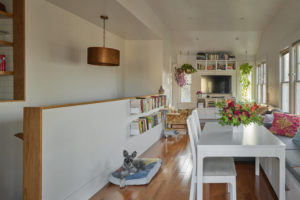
<box><xmin>196</xmin><ymin>60</ymin><xmax>237</xmax><ymax>71</ymax></box>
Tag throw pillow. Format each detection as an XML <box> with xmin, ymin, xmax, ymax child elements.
<box><xmin>269</xmin><ymin>112</ymin><xmax>300</xmax><ymax>137</ymax></box>
<box><xmin>293</xmin><ymin>127</ymin><xmax>300</xmax><ymax>146</ymax></box>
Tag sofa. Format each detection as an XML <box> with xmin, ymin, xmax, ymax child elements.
<box><xmin>261</xmin><ymin>108</ymin><xmax>300</xmax><ymax>200</ymax></box>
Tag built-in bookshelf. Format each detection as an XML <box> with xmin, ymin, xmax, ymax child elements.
<box><xmin>130</xmin><ymin>95</ymin><xmax>167</xmax><ymax>136</ymax></box>
<box><xmin>130</xmin><ymin>95</ymin><xmax>167</xmax><ymax>114</ymax></box>
<box><xmin>196</xmin><ymin>60</ymin><xmax>236</xmax><ymax>71</ymax></box>
<box><xmin>0</xmin><ymin>0</ymin><xmax>25</xmax><ymax>101</ymax></box>
<box><xmin>196</xmin><ymin>52</ymin><xmax>236</xmax><ymax>71</ymax></box>
<box><xmin>130</xmin><ymin>112</ymin><xmax>162</xmax><ymax>136</ymax></box>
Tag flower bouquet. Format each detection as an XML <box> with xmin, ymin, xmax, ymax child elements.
<box><xmin>215</xmin><ymin>100</ymin><xmax>263</xmax><ymax>127</ymax></box>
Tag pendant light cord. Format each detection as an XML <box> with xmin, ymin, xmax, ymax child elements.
<box><xmin>103</xmin><ymin>17</ymin><xmax>106</xmax><ymax>48</ymax></box>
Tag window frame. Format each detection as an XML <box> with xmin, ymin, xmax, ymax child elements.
<box><xmin>180</xmin><ymin>74</ymin><xmax>192</xmax><ymax>103</ymax></box>
<box><xmin>256</xmin><ymin>62</ymin><xmax>267</xmax><ymax>104</ymax></box>
<box><xmin>279</xmin><ymin>48</ymin><xmax>290</xmax><ymax>112</ymax></box>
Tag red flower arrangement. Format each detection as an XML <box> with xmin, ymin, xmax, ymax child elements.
<box><xmin>216</xmin><ymin>100</ymin><xmax>262</xmax><ymax>126</ymax></box>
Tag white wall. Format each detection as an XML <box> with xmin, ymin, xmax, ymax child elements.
<box><xmin>0</xmin><ymin>0</ymin><xmax>126</xmax><ymax>199</ymax></box>
<box><xmin>123</xmin><ymin>40</ymin><xmax>163</xmax><ymax>96</ymax></box>
<box><xmin>257</xmin><ymin>0</ymin><xmax>300</xmax><ymax>107</ymax></box>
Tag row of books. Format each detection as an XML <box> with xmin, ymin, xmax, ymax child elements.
<box><xmin>130</xmin><ymin>95</ymin><xmax>167</xmax><ymax>114</ymax></box>
<box><xmin>196</xmin><ymin>62</ymin><xmax>236</xmax><ymax>70</ymax></box>
<box><xmin>196</xmin><ymin>52</ymin><xmax>235</xmax><ymax>61</ymax></box>
<box><xmin>130</xmin><ymin>112</ymin><xmax>162</xmax><ymax>135</ymax></box>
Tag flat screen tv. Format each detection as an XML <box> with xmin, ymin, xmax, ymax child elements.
<box><xmin>200</xmin><ymin>75</ymin><xmax>232</xmax><ymax>94</ymax></box>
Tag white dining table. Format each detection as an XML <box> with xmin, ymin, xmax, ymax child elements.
<box><xmin>197</xmin><ymin>122</ymin><xmax>286</xmax><ymax>200</ymax></box>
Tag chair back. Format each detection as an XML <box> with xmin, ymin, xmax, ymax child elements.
<box><xmin>187</xmin><ymin>115</ymin><xmax>198</xmax><ymax>176</ymax></box>
<box><xmin>192</xmin><ymin>109</ymin><xmax>202</xmax><ymax>139</ymax></box>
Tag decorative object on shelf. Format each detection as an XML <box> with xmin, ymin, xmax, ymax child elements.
<box><xmin>181</xmin><ymin>63</ymin><xmax>197</xmax><ymax>74</ymax></box>
<box><xmin>0</xmin><ymin>55</ymin><xmax>6</xmax><ymax>71</ymax></box>
<box><xmin>0</xmin><ymin>2</ymin><xmax>7</xmax><ymax>12</ymax></box>
<box><xmin>196</xmin><ymin>90</ymin><xmax>202</xmax><ymax>98</ymax></box>
<box><xmin>158</xmin><ymin>86</ymin><xmax>164</xmax><ymax>94</ymax></box>
<box><xmin>239</xmin><ymin>63</ymin><xmax>253</xmax><ymax>101</ymax></box>
<box><xmin>87</xmin><ymin>15</ymin><xmax>120</xmax><ymax>66</ymax></box>
<box><xmin>216</xmin><ymin>100</ymin><xmax>262</xmax><ymax>127</ymax></box>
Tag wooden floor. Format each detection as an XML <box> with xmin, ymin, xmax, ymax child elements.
<box><xmin>92</xmin><ymin>132</ymin><xmax>278</xmax><ymax>200</ymax></box>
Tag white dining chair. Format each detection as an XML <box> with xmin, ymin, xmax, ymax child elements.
<box><xmin>187</xmin><ymin>116</ymin><xmax>237</xmax><ymax>200</ymax></box>
<box><xmin>191</xmin><ymin>109</ymin><xmax>202</xmax><ymax>139</ymax></box>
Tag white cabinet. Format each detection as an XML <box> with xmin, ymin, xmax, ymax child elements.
<box><xmin>197</xmin><ymin>107</ymin><xmax>219</xmax><ymax>119</ymax></box>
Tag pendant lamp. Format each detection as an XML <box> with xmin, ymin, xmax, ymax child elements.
<box><xmin>87</xmin><ymin>15</ymin><xmax>120</xmax><ymax>66</ymax></box>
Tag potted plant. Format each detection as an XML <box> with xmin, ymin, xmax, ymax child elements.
<box><xmin>215</xmin><ymin>100</ymin><xmax>262</xmax><ymax>131</ymax></box>
<box><xmin>239</xmin><ymin>63</ymin><xmax>253</xmax><ymax>102</ymax></box>
<box><xmin>181</xmin><ymin>64</ymin><xmax>197</xmax><ymax>74</ymax></box>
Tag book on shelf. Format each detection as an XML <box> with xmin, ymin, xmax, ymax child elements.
<box><xmin>130</xmin><ymin>95</ymin><xmax>167</xmax><ymax>114</ymax></box>
<box><xmin>130</xmin><ymin>112</ymin><xmax>162</xmax><ymax>136</ymax></box>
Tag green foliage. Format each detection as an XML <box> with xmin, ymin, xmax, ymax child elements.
<box><xmin>215</xmin><ymin>100</ymin><xmax>263</xmax><ymax>127</ymax></box>
<box><xmin>181</xmin><ymin>63</ymin><xmax>197</xmax><ymax>74</ymax></box>
<box><xmin>239</xmin><ymin>63</ymin><xmax>253</xmax><ymax>101</ymax></box>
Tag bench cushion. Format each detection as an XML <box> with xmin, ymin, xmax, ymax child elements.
<box><xmin>286</xmin><ymin>150</ymin><xmax>300</xmax><ymax>168</ymax></box>
<box><xmin>287</xmin><ymin>167</ymin><xmax>300</xmax><ymax>184</ymax></box>
<box><xmin>276</xmin><ymin>135</ymin><xmax>300</xmax><ymax>150</ymax></box>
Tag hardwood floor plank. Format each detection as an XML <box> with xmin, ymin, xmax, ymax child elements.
<box><xmin>91</xmin><ymin>131</ymin><xmax>278</xmax><ymax>200</ymax></box>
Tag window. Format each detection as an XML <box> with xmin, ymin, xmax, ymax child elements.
<box><xmin>256</xmin><ymin>63</ymin><xmax>267</xmax><ymax>104</ymax></box>
<box><xmin>280</xmin><ymin>50</ymin><xmax>290</xmax><ymax>112</ymax></box>
<box><xmin>181</xmin><ymin>74</ymin><xmax>192</xmax><ymax>102</ymax></box>
<box><xmin>294</xmin><ymin>44</ymin><xmax>300</xmax><ymax>114</ymax></box>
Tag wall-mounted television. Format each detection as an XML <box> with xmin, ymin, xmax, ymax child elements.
<box><xmin>200</xmin><ymin>75</ymin><xmax>232</xmax><ymax>94</ymax></box>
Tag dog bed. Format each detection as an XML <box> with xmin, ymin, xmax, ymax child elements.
<box><xmin>109</xmin><ymin>158</ymin><xmax>162</xmax><ymax>186</ymax></box>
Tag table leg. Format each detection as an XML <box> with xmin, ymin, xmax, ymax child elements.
<box><xmin>255</xmin><ymin>157</ymin><xmax>260</xmax><ymax>176</ymax></box>
<box><xmin>197</xmin><ymin>147</ymin><xmax>204</xmax><ymax>200</ymax></box>
<box><xmin>278</xmin><ymin>151</ymin><xmax>286</xmax><ymax>200</ymax></box>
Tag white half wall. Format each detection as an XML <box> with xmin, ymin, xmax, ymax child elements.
<box><xmin>41</xmin><ymin>100</ymin><xmax>162</xmax><ymax>200</ymax></box>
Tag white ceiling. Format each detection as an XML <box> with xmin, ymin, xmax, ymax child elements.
<box><xmin>144</xmin><ymin>0</ymin><xmax>285</xmax><ymax>31</ymax></box>
<box><xmin>46</xmin><ymin>0</ymin><xmax>288</xmax><ymax>57</ymax></box>
<box><xmin>46</xmin><ymin>0</ymin><xmax>160</xmax><ymax>40</ymax></box>
<box><xmin>144</xmin><ymin>0</ymin><xmax>286</xmax><ymax>56</ymax></box>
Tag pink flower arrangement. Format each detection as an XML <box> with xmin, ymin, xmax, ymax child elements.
<box><xmin>216</xmin><ymin>100</ymin><xmax>262</xmax><ymax>126</ymax></box>
<box><xmin>196</xmin><ymin>91</ymin><xmax>202</xmax><ymax>95</ymax></box>
<box><xmin>175</xmin><ymin>68</ymin><xmax>186</xmax><ymax>87</ymax></box>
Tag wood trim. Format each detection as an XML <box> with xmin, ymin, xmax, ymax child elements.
<box><xmin>40</xmin><ymin>94</ymin><xmax>161</xmax><ymax>109</ymax></box>
<box><xmin>0</xmin><ymin>71</ymin><xmax>14</xmax><ymax>75</ymax></box>
<box><xmin>23</xmin><ymin>107</ymin><xmax>42</xmax><ymax>200</ymax></box>
<box><xmin>15</xmin><ymin>132</ymin><xmax>24</xmax><ymax>140</ymax></box>
<box><xmin>0</xmin><ymin>10</ymin><xmax>13</xmax><ymax>18</ymax></box>
<box><xmin>0</xmin><ymin>40</ymin><xmax>13</xmax><ymax>47</ymax></box>
<box><xmin>13</xmin><ymin>0</ymin><xmax>25</xmax><ymax>100</ymax></box>
<box><xmin>0</xmin><ymin>100</ymin><xmax>24</xmax><ymax>103</ymax></box>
